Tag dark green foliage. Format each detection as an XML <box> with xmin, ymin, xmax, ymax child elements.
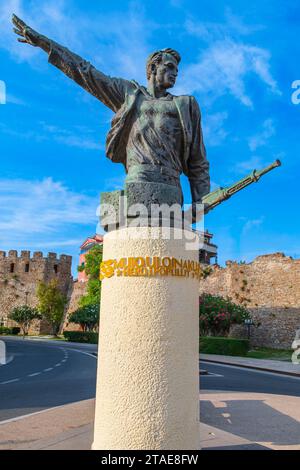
<box><xmin>9</xmin><ymin>305</ymin><xmax>41</xmax><ymax>337</ymax></box>
<box><xmin>0</xmin><ymin>326</ymin><xmax>21</xmax><ymax>335</ymax></box>
<box><xmin>63</xmin><ymin>330</ymin><xmax>98</xmax><ymax>344</ymax></box>
<box><xmin>199</xmin><ymin>293</ymin><xmax>251</xmax><ymax>337</ymax></box>
<box><xmin>69</xmin><ymin>304</ymin><xmax>99</xmax><ymax>331</ymax></box>
<box><xmin>200</xmin><ymin>336</ymin><xmax>250</xmax><ymax>356</ymax></box>
<box><xmin>11</xmin><ymin>327</ymin><xmax>21</xmax><ymax>335</ymax></box>
<box><xmin>36</xmin><ymin>279</ymin><xmax>67</xmax><ymax>335</ymax></box>
<box><xmin>79</xmin><ymin>245</ymin><xmax>103</xmax><ymax>307</ymax></box>
<box><xmin>0</xmin><ymin>326</ymin><xmax>12</xmax><ymax>335</ymax></box>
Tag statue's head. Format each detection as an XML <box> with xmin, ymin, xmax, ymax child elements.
<box><xmin>146</xmin><ymin>48</ymin><xmax>181</xmax><ymax>89</ymax></box>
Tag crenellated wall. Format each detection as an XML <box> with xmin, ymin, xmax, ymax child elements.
<box><xmin>199</xmin><ymin>253</ymin><xmax>300</xmax><ymax>349</ymax></box>
<box><xmin>0</xmin><ymin>250</ymin><xmax>72</xmax><ymax>334</ymax></box>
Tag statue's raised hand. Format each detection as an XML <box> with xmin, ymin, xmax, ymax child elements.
<box><xmin>12</xmin><ymin>14</ymin><xmax>40</xmax><ymax>47</ymax></box>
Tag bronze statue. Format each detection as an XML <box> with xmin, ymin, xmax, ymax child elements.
<box><xmin>12</xmin><ymin>15</ymin><xmax>281</xmax><ymax>229</ymax></box>
<box><xmin>12</xmin><ymin>14</ymin><xmax>210</xmax><ymax>212</ymax></box>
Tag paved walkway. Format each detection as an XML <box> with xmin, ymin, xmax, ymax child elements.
<box><xmin>0</xmin><ymin>398</ymin><xmax>266</xmax><ymax>450</ymax></box>
<box><xmin>2</xmin><ymin>390</ymin><xmax>300</xmax><ymax>450</ymax></box>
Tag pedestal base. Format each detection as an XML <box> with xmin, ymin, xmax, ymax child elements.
<box><xmin>92</xmin><ymin>227</ymin><xmax>200</xmax><ymax>450</ymax></box>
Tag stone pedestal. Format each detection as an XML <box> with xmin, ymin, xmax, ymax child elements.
<box><xmin>92</xmin><ymin>226</ymin><xmax>200</xmax><ymax>450</ymax></box>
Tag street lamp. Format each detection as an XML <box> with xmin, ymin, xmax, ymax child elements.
<box><xmin>244</xmin><ymin>318</ymin><xmax>254</xmax><ymax>340</ymax></box>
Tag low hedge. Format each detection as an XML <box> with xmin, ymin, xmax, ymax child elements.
<box><xmin>200</xmin><ymin>336</ymin><xmax>249</xmax><ymax>356</ymax></box>
<box><xmin>0</xmin><ymin>326</ymin><xmax>20</xmax><ymax>335</ymax></box>
<box><xmin>11</xmin><ymin>327</ymin><xmax>21</xmax><ymax>335</ymax></box>
<box><xmin>63</xmin><ymin>330</ymin><xmax>98</xmax><ymax>344</ymax></box>
<box><xmin>0</xmin><ymin>326</ymin><xmax>11</xmax><ymax>335</ymax></box>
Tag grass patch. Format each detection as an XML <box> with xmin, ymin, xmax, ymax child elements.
<box><xmin>246</xmin><ymin>347</ymin><xmax>293</xmax><ymax>361</ymax></box>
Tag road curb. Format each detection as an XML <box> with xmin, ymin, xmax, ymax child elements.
<box><xmin>200</xmin><ymin>358</ymin><xmax>300</xmax><ymax>378</ymax></box>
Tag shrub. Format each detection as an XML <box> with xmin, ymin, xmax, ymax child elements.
<box><xmin>9</xmin><ymin>305</ymin><xmax>41</xmax><ymax>338</ymax></box>
<box><xmin>37</xmin><ymin>280</ymin><xmax>67</xmax><ymax>335</ymax></box>
<box><xmin>69</xmin><ymin>304</ymin><xmax>99</xmax><ymax>332</ymax></box>
<box><xmin>78</xmin><ymin>245</ymin><xmax>102</xmax><ymax>307</ymax></box>
<box><xmin>63</xmin><ymin>330</ymin><xmax>98</xmax><ymax>344</ymax></box>
<box><xmin>0</xmin><ymin>326</ymin><xmax>20</xmax><ymax>335</ymax></box>
<box><xmin>11</xmin><ymin>327</ymin><xmax>21</xmax><ymax>335</ymax></box>
<box><xmin>200</xmin><ymin>336</ymin><xmax>249</xmax><ymax>356</ymax></box>
<box><xmin>0</xmin><ymin>326</ymin><xmax>12</xmax><ymax>335</ymax></box>
<box><xmin>199</xmin><ymin>293</ymin><xmax>251</xmax><ymax>337</ymax></box>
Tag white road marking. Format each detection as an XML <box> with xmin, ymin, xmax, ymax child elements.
<box><xmin>207</xmin><ymin>373</ymin><xmax>224</xmax><ymax>377</ymax></box>
<box><xmin>65</xmin><ymin>348</ymin><xmax>97</xmax><ymax>359</ymax></box>
<box><xmin>0</xmin><ymin>342</ymin><xmax>95</xmax><ymax>387</ymax></box>
<box><xmin>0</xmin><ymin>378</ymin><xmax>20</xmax><ymax>385</ymax></box>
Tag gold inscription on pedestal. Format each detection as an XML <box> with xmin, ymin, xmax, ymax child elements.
<box><xmin>100</xmin><ymin>257</ymin><xmax>202</xmax><ymax>281</ymax></box>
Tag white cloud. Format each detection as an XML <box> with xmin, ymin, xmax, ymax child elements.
<box><xmin>3</xmin><ymin>1</ymin><xmax>280</xmax><ymax>110</ymax></box>
<box><xmin>104</xmin><ymin>176</ymin><xmax>126</xmax><ymax>191</ymax></box>
<box><xmin>234</xmin><ymin>156</ymin><xmax>264</xmax><ymax>173</ymax></box>
<box><xmin>242</xmin><ymin>216</ymin><xmax>265</xmax><ymax>236</ymax></box>
<box><xmin>202</xmin><ymin>111</ymin><xmax>228</xmax><ymax>146</ymax></box>
<box><xmin>1</xmin><ymin>0</ymin><xmax>153</xmax><ymax>84</ymax></box>
<box><xmin>0</xmin><ymin>121</ymin><xmax>101</xmax><ymax>151</ymax></box>
<box><xmin>185</xmin><ymin>9</ymin><xmax>264</xmax><ymax>42</ymax></box>
<box><xmin>0</xmin><ymin>0</ymin><xmax>84</xmax><ymax>63</ymax></box>
<box><xmin>176</xmin><ymin>39</ymin><xmax>280</xmax><ymax>107</ymax></box>
<box><xmin>248</xmin><ymin>119</ymin><xmax>276</xmax><ymax>151</ymax></box>
<box><xmin>0</xmin><ymin>178</ymin><xmax>98</xmax><ymax>240</ymax></box>
<box><xmin>6</xmin><ymin>93</ymin><xmax>26</xmax><ymax>105</ymax></box>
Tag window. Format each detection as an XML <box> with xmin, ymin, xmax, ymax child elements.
<box><xmin>10</xmin><ymin>263</ymin><xmax>14</xmax><ymax>273</ymax></box>
<box><xmin>25</xmin><ymin>263</ymin><xmax>30</xmax><ymax>273</ymax></box>
<box><xmin>54</xmin><ymin>265</ymin><xmax>58</xmax><ymax>274</ymax></box>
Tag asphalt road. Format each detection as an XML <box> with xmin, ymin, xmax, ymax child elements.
<box><xmin>201</xmin><ymin>361</ymin><xmax>300</xmax><ymax>397</ymax></box>
<box><xmin>1</xmin><ymin>338</ymin><xmax>300</xmax><ymax>423</ymax></box>
<box><xmin>0</xmin><ymin>337</ymin><xmax>97</xmax><ymax>422</ymax></box>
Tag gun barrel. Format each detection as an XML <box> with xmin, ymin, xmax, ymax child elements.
<box><xmin>203</xmin><ymin>159</ymin><xmax>281</xmax><ymax>214</ymax></box>
<box><xmin>255</xmin><ymin>159</ymin><xmax>281</xmax><ymax>179</ymax></box>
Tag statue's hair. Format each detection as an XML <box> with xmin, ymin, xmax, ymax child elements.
<box><xmin>146</xmin><ymin>48</ymin><xmax>181</xmax><ymax>80</ymax></box>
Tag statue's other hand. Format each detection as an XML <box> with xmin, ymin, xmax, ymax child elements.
<box><xmin>12</xmin><ymin>14</ymin><xmax>39</xmax><ymax>47</ymax></box>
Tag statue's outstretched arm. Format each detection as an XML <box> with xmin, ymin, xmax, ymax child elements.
<box><xmin>12</xmin><ymin>14</ymin><xmax>134</xmax><ymax>112</ymax></box>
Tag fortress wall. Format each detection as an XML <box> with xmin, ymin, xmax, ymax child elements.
<box><xmin>199</xmin><ymin>253</ymin><xmax>300</xmax><ymax>349</ymax></box>
<box><xmin>0</xmin><ymin>251</ymin><xmax>72</xmax><ymax>334</ymax></box>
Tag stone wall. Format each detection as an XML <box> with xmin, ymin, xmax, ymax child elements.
<box><xmin>0</xmin><ymin>250</ymin><xmax>72</xmax><ymax>334</ymax></box>
<box><xmin>63</xmin><ymin>280</ymin><xmax>87</xmax><ymax>332</ymax></box>
<box><xmin>199</xmin><ymin>253</ymin><xmax>300</xmax><ymax>349</ymax></box>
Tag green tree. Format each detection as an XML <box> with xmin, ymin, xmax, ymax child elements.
<box><xmin>36</xmin><ymin>279</ymin><xmax>67</xmax><ymax>335</ymax></box>
<box><xmin>69</xmin><ymin>304</ymin><xmax>99</xmax><ymax>332</ymax></box>
<box><xmin>9</xmin><ymin>305</ymin><xmax>41</xmax><ymax>338</ymax></box>
<box><xmin>78</xmin><ymin>245</ymin><xmax>103</xmax><ymax>307</ymax></box>
<box><xmin>199</xmin><ymin>294</ymin><xmax>251</xmax><ymax>337</ymax></box>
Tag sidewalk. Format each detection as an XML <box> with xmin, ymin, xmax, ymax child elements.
<box><xmin>200</xmin><ymin>354</ymin><xmax>300</xmax><ymax>377</ymax></box>
<box><xmin>0</xmin><ymin>398</ymin><xmax>268</xmax><ymax>450</ymax></box>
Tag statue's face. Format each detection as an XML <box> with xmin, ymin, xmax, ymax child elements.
<box><xmin>154</xmin><ymin>53</ymin><xmax>178</xmax><ymax>89</ymax></box>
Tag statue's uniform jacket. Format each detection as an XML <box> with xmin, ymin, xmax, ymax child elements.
<box><xmin>48</xmin><ymin>42</ymin><xmax>210</xmax><ymax>203</ymax></box>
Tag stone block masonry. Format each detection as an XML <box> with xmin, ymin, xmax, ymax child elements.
<box><xmin>0</xmin><ymin>250</ymin><xmax>72</xmax><ymax>334</ymax></box>
<box><xmin>199</xmin><ymin>253</ymin><xmax>300</xmax><ymax>349</ymax></box>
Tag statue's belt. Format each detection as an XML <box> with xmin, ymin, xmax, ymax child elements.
<box><xmin>126</xmin><ymin>164</ymin><xmax>181</xmax><ymax>187</ymax></box>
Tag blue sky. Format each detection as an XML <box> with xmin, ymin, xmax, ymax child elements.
<box><xmin>1</xmin><ymin>0</ymin><xmax>299</xmax><ymax>275</ymax></box>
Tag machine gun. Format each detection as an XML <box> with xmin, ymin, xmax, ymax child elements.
<box><xmin>202</xmin><ymin>159</ymin><xmax>281</xmax><ymax>214</ymax></box>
